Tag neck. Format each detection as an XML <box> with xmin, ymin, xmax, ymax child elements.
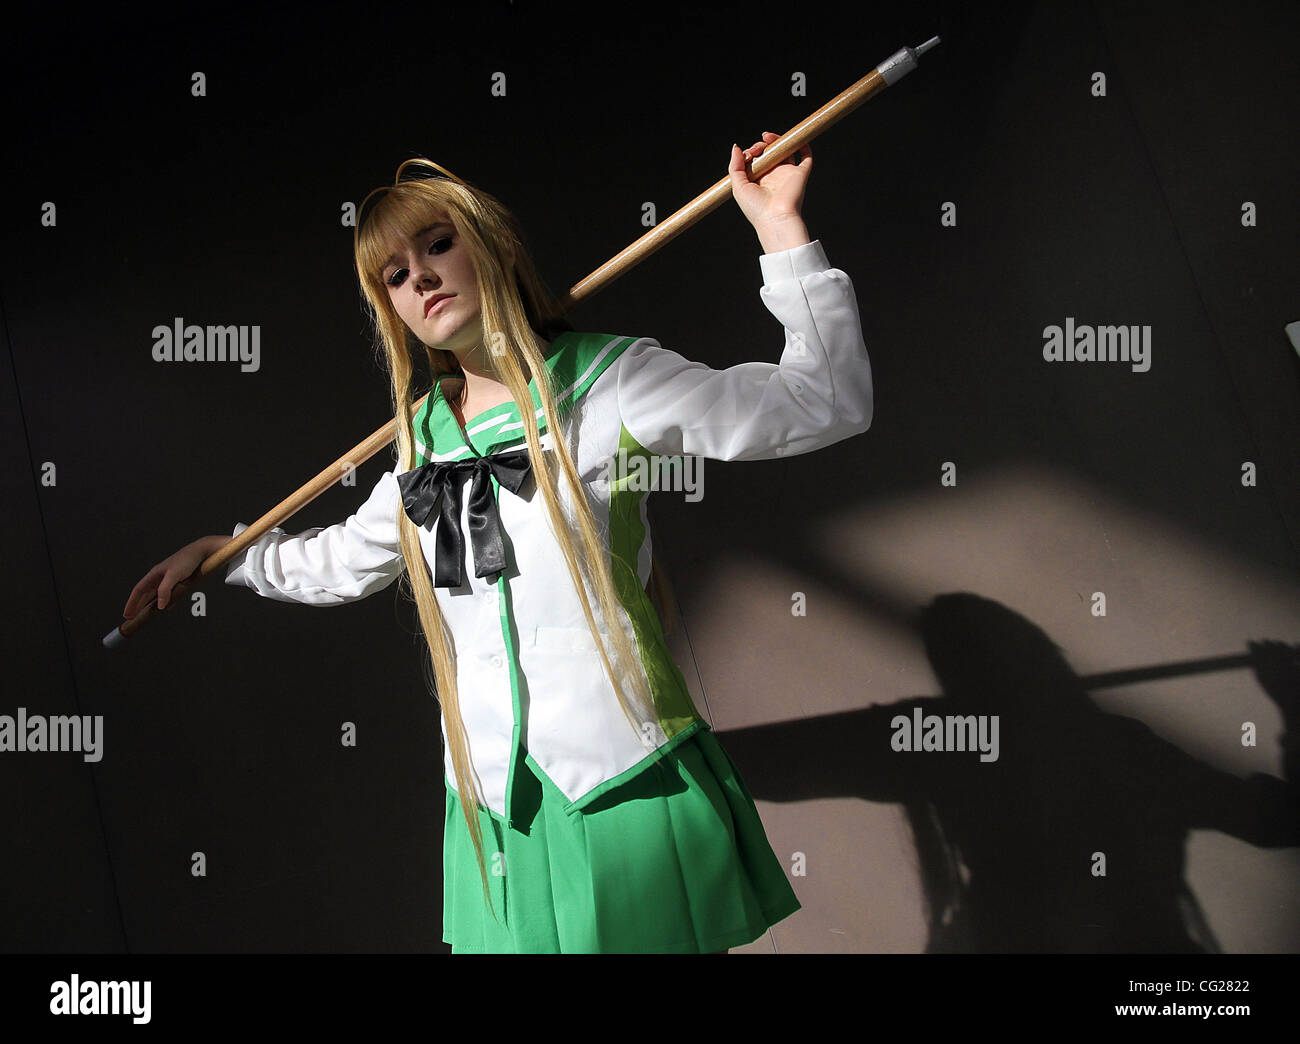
<box><xmin>446</xmin><ymin>332</ymin><xmax>552</xmax><ymax>403</ymax></box>
<box><xmin>451</xmin><ymin>339</ymin><xmax>503</xmax><ymax>383</ymax></box>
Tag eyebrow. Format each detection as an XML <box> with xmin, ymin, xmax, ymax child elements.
<box><xmin>382</xmin><ymin>223</ymin><xmax>455</xmax><ymax>270</ymax></box>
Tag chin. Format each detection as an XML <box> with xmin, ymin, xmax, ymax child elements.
<box><xmin>423</xmin><ymin>329</ymin><xmax>470</xmax><ymax>353</ymax></box>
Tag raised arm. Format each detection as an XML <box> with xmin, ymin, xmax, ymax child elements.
<box><xmin>613</xmin><ymin>133</ymin><xmax>873</xmax><ymax>462</ymax></box>
<box><xmin>224</xmin><ymin>467</ymin><xmax>407</xmax><ymax>605</ymax></box>
<box><xmin>615</xmin><ymin>238</ymin><xmax>873</xmax><ymax>461</ymax></box>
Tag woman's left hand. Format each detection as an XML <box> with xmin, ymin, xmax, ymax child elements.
<box><xmin>728</xmin><ymin>131</ymin><xmax>812</xmax><ymax>229</ymax></box>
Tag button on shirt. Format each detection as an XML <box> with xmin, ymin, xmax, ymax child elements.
<box><xmin>225</xmin><ymin>239</ymin><xmax>874</xmax><ymax>825</ymax></box>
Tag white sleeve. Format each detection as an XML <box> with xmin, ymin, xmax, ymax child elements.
<box><xmin>614</xmin><ymin>239</ymin><xmax>873</xmax><ymax>461</ymax></box>
<box><xmin>223</xmin><ymin>468</ymin><xmax>407</xmax><ymax>605</ymax></box>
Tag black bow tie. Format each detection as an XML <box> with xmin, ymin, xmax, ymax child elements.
<box><xmin>396</xmin><ymin>449</ymin><xmax>532</xmax><ymax>589</ymax></box>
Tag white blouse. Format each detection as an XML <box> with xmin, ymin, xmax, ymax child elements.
<box><xmin>225</xmin><ymin>239</ymin><xmax>874</xmax><ymax>826</ymax></box>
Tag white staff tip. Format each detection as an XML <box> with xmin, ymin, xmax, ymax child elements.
<box><xmin>103</xmin><ymin>626</ymin><xmax>127</xmax><ymax>650</ymax></box>
<box><xmin>915</xmin><ymin>36</ymin><xmax>941</xmax><ymax>57</ymax></box>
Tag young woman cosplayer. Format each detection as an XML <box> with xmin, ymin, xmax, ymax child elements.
<box><xmin>124</xmin><ymin>132</ymin><xmax>875</xmax><ymax>953</ymax></box>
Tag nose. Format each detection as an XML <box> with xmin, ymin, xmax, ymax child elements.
<box><xmin>409</xmin><ymin>253</ymin><xmax>442</xmax><ymax>291</ymax></box>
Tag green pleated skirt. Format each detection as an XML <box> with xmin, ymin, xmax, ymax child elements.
<box><xmin>441</xmin><ymin>727</ymin><xmax>801</xmax><ymax>953</ymax></box>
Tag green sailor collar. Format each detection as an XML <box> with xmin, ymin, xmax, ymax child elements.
<box><xmin>411</xmin><ymin>331</ymin><xmax>640</xmax><ymax>463</ymax></box>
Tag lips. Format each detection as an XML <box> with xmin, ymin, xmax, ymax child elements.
<box><xmin>425</xmin><ymin>293</ymin><xmax>454</xmax><ymax>317</ymax></box>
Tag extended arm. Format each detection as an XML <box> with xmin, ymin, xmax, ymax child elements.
<box><xmin>224</xmin><ymin>468</ymin><xmax>407</xmax><ymax>605</ymax></box>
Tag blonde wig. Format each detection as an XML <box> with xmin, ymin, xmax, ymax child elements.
<box><xmin>352</xmin><ymin>159</ymin><xmax>678</xmax><ymax>921</ymax></box>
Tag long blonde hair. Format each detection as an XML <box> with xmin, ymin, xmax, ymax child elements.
<box><xmin>352</xmin><ymin>161</ymin><xmax>677</xmax><ymax>921</ymax></box>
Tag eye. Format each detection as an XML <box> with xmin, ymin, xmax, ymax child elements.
<box><xmin>385</xmin><ymin>236</ymin><xmax>454</xmax><ymax>288</ymax></box>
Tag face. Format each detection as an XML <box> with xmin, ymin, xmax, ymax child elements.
<box><xmin>380</xmin><ymin>216</ymin><xmax>483</xmax><ymax>354</ymax></box>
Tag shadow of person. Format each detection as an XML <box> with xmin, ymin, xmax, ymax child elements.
<box><xmin>717</xmin><ymin>592</ymin><xmax>1300</xmax><ymax>952</ymax></box>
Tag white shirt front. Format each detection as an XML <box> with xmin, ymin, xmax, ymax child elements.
<box><xmin>226</xmin><ymin>238</ymin><xmax>874</xmax><ymax>824</ymax></box>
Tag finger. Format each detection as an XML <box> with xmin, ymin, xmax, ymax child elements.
<box><xmin>158</xmin><ymin>571</ymin><xmax>180</xmax><ymax>611</ymax></box>
<box><xmin>728</xmin><ymin>144</ymin><xmax>755</xmax><ymax>188</ymax></box>
<box><xmin>788</xmin><ymin>144</ymin><xmax>813</xmax><ymax>169</ymax></box>
<box><xmin>750</xmin><ymin>132</ymin><xmax>783</xmax><ymax>159</ymax></box>
<box><xmin>125</xmin><ymin>570</ymin><xmax>161</xmax><ymax>618</ymax></box>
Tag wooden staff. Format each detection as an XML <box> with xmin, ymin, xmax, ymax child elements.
<box><xmin>104</xmin><ymin>36</ymin><xmax>940</xmax><ymax>648</ymax></box>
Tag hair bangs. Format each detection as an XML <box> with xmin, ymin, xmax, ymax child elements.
<box><xmin>357</xmin><ymin>183</ymin><xmax>464</xmax><ymax>288</ymax></box>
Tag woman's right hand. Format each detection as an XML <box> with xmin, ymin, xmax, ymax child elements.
<box><xmin>729</xmin><ymin>131</ymin><xmax>812</xmax><ymax>246</ymax></box>
<box><xmin>123</xmin><ymin>535</ymin><xmax>227</xmax><ymax>618</ymax></box>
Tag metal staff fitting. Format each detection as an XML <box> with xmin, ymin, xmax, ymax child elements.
<box><xmin>104</xmin><ymin>35</ymin><xmax>941</xmax><ymax>649</ymax></box>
